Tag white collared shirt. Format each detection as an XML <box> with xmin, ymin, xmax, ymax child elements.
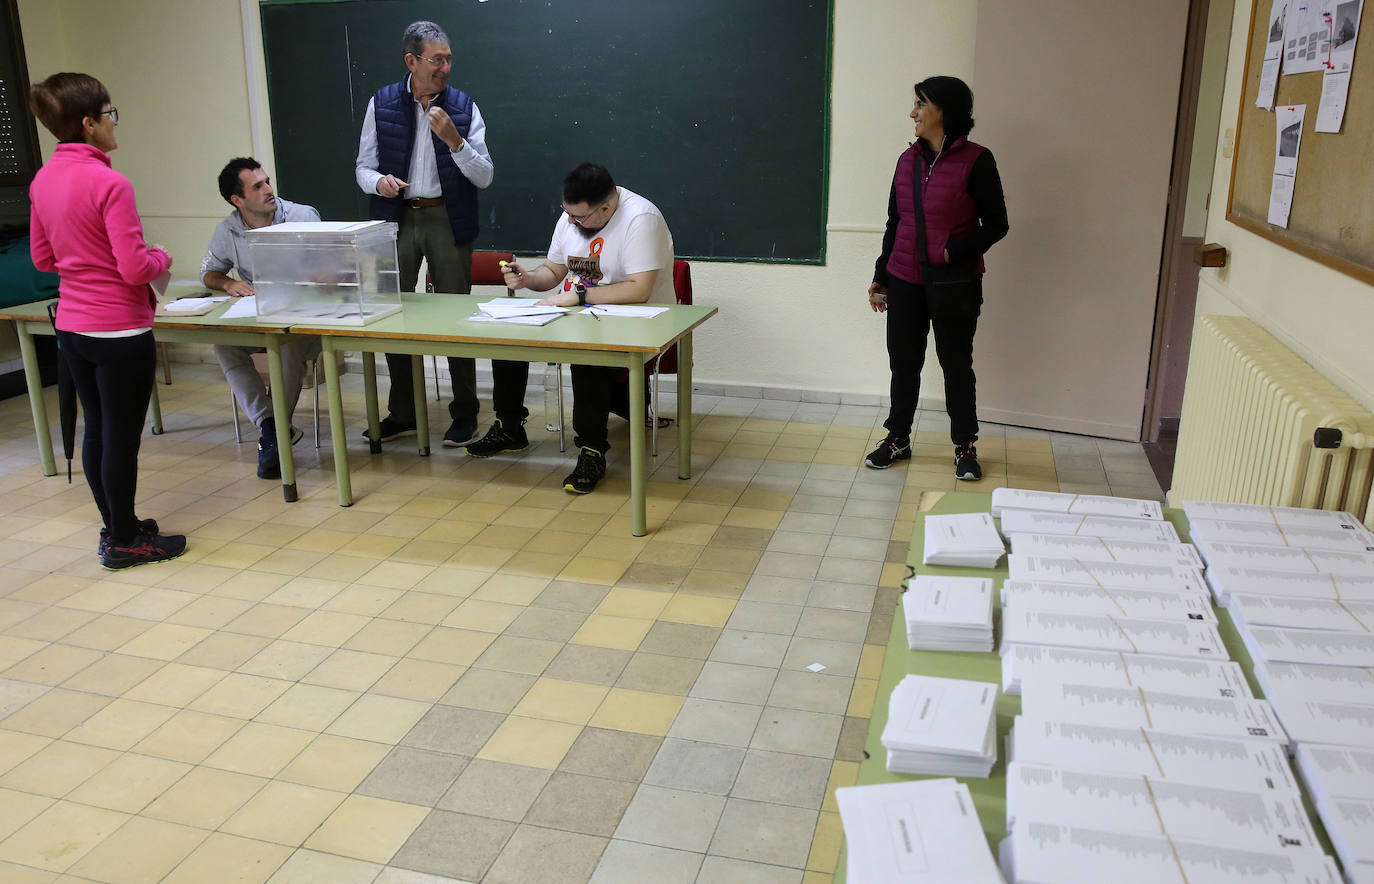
<box><xmin>355</xmin><ymin>75</ymin><xmax>494</xmax><ymax>197</ymax></box>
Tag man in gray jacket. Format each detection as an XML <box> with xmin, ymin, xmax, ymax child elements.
<box><xmin>200</xmin><ymin>157</ymin><xmax>322</xmax><ymax>479</ymax></box>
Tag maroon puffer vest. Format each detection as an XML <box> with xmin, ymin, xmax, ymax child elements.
<box><xmin>886</xmin><ymin>137</ymin><xmax>986</xmax><ymax>285</ymax></box>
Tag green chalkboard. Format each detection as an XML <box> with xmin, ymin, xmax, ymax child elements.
<box><xmin>260</xmin><ymin>0</ymin><xmax>832</xmax><ymax>263</ymax></box>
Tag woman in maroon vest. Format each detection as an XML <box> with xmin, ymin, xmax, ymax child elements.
<box><xmin>865</xmin><ymin>76</ymin><xmax>1008</xmax><ymax>479</ymax></box>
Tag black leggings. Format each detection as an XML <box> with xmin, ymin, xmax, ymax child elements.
<box><xmin>881</xmin><ymin>275</ymin><xmax>981</xmax><ymax>446</ymax></box>
<box><xmin>55</xmin><ymin>330</ymin><xmax>156</xmax><ymax>543</ymax></box>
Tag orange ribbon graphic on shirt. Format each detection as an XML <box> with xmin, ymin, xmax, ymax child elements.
<box><xmin>589</xmin><ymin>238</ymin><xmax>603</xmax><ymax>258</ymax></box>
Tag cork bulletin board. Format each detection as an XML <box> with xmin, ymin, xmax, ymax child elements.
<box><xmin>1227</xmin><ymin>1</ymin><xmax>1374</xmax><ymax>284</ymax></box>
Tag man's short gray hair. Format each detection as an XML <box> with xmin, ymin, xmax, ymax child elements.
<box><xmin>403</xmin><ymin>21</ymin><xmax>449</xmax><ymax>57</ymax></box>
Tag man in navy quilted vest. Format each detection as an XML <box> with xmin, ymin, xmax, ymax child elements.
<box><xmin>355</xmin><ymin>20</ymin><xmax>494</xmax><ymax>449</ymax></box>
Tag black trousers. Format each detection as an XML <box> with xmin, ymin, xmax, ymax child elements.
<box><xmin>881</xmin><ymin>275</ymin><xmax>980</xmax><ymax>446</ymax></box>
<box><xmin>570</xmin><ymin>365</ymin><xmax>641</xmax><ymax>453</ymax></box>
<box><xmin>56</xmin><ymin>330</ymin><xmax>156</xmax><ymax>543</ymax></box>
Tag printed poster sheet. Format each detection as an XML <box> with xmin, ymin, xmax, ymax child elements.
<box><xmin>1316</xmin><ymin>0</ymin><xmax>1363</xmax><ymax>131</ymax></box>
<box><xmin>1267</xmin><ymin>104</ymin><xmax>1306</xmax><ymax>227</ymax></box>
<box><xmin>1284</xmin><ymin>1</ymin><xmax>1334</xmax><ymax>73</ymax></box>
<box><xmin>1258</xmin><ymin>0</ymin><xmax>1290</xmax><ymax>109</ymax></box>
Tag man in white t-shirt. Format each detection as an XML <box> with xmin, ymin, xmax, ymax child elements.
<box><xmin>469</xmin><ymin>162</ymin><xmax>674</xmax><ymax>494</ymax></box>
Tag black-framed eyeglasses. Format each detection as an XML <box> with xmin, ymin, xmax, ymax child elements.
<box><xmin>410</xmin><ymin>52</ymin><xmax>452</xmax><ymax>68</ymax></box>
<box><xmin>564</xmin><ymin>201</ymin><xmax>607</xmax><ymax>223</ymax></box>
<box><xmin>100</xmin><ymin>107</ymin><xmax>119</xmax><ymax>123</ymax></box>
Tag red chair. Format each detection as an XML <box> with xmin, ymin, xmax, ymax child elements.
<box><xmin>426</xmin><ymin>251</ymin><xmax>514</xmax><ymax>400</ymax></box>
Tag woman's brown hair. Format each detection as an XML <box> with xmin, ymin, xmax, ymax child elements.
<box><xmin>29</xmin><ymin>72</ymin><xmax>110</xmax><ymax>143</ymax></box>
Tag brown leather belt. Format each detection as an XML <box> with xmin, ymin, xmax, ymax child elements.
<box><xmin>405</xmin><ymin>197</ymin><xmax>445</xmax><ymax>208</ymax></box>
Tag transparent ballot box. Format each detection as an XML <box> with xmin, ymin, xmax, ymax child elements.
<box><xmin>243</xmin><ymin>221</ymin><xmax>402</xmax><ymax>325</ymax></box>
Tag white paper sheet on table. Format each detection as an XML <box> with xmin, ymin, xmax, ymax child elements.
<box><xmin>584</xmin><ymin>304</ymin><xmax>669</xmax><ymax>318</ymax></box>
<box><xmin>220</xmin><ymin>296</ymin><xmax>257</xmax><ymax>318</ymax></box>
<box><xmin>1316</xmin><ymin>0</ymin><xmax>1363</xmax><ymax>131</ymax></box>
<box><xmin>1254</xmin><ymin>660</ymin><xmax>1374</xmax><ymax>704</ymax></box>
<box><xmin>1009</xmin><ymin>533</ymin><xmax>1203</xmax><ymax>568</ymax></box>
<box><xmin>162</xmin><ymin>296</ymin><xmax>231</xmax><ymax>313</ymax></box>
<box><xmin>1000</xmin><ymin>645</ymin><xmax>1250</xmax><ymax>697</ymax></box>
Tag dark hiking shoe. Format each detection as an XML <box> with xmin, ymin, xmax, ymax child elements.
<box><xmin>563</xmin><ymin>447</ymin><xmax>607</xmax><ymax>494</ymax></box>
<box><xmin>362</xmin><ymin>416</ymin><xmax>417</xmax><ymax>443</ymax></box>
<box><xmin>464</xmin><ymin>419</ymin><xmax>529</xmax><ymax>457</ymax></box>
<box><xmin>954</xmin><ymin>444</ymin><xmax>982</xmax><ymax>480</ymax></box>
<box><xmin>97</xmin><ymin>518</ymin><xmax>158</xmax><ymax>558</ymax></box>
<box><xmin>101</xmin><ymin>531</ymin><xmax>188</xmax><ymax>570</ymax></box>
<box><xmin>864</xmin><ymin>435</ymin><xmax>912</xmax><ymax>469</ymax></box>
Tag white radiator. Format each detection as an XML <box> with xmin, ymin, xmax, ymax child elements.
<box><xmin>1168</xmin><ymin>315</ymin><xmax>1374</xmax><ymax>529</ymax></box>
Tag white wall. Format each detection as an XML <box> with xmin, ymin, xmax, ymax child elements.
<box><xmin>18</xmin><ymin>0</ymin><xmax>979</xmax><ymax>404</ymax></box>
<box><xmin>1196</xmin><ymin>0</ymin><xmax>1374</xmax><ymax>409</ymax></box>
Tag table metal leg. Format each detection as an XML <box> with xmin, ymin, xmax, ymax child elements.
<box><xmin>322</xmin><ymin>338</ymin><xmax>353</xmax><ymax>507</ymax></box>
<box><xmin>265</xmin><ymin>339</ymin><xmax>297</xmax><ymax>502</ymax></box>
<box><xmin>148</xmin><ymin>378</ymin><xmax>164</xmax><ymax>435</ymax></box>
<box><xmin>363</xmin><ymin>353</ymin><xmax>381</xmax><ymax>454</ymax></box>
<box><xmin>678</xmin><ymin>333</ymin><xmax>693</xmax><ymax>480</ymax></box>
<box><xmin>16</xmin><ymin>323</ymin><xmax>56</xmax><ymax>477</ymax></box>
<box><xmin>629</xmin><ymin>356</ymin><xmax>647</xmax><ymax>536</ymax></box>
<box><xmin>412</xmin><ymin>354</ymin><xmax>430</xmax><ymax>456</ymax></box>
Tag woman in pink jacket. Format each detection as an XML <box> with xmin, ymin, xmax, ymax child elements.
<box><xmin>28</xmin><ymin>73</ymin><xmax>186</xmax><ymax>569</ymax></box>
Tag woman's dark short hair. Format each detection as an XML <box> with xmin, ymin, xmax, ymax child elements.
<box><xmin>218</xmin><ymin>157</ymin><xmax>263</xmax><ymax>205</ymax></box>
<box><xmin>916</xmin><ymin>76</ymin><xmax>975</xmax><ymax>140</ymax></box>
<box><xmin>29</xmin><ymin>72</ymin><xmax>110</xmax><ymax>143</ymax></box>
<box><xmin>563</xmin><ymin>163</ymin><xmax>616</xmax><ymax>207</ymax></box>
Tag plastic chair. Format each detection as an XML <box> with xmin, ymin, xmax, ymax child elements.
<box><xmin>427</xmin><ymin>250</ymin><xmax>514</xmax><ymax>400</ymax></box>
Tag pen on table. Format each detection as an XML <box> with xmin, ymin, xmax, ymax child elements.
<box><xmin>586</xmin><ymin>304</ymin><xmax>600</xmax><ymax>321</ymax></box>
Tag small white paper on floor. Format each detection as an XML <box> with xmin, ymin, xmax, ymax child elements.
<box><xmin>806</xmin><ymin>663</ymin><xmax>826</xmax><ymax>672</ymax></box>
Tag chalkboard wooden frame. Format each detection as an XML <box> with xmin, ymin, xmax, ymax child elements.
<box><xmin>259</xmin><ymin>0</ymin><xmax>834</xmax><ymax>263</ymax></box>
<box><xmin>1226</xmin><ymin>0</ymin><xmax>1374</xmax><ymax>285</ymax></box>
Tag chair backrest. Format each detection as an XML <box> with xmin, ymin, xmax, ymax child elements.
<box><xmin>655</xmin><ymin>259</ymin><xmax>692</xmax><ymax>376</ymax></box>
<box><xmin>472</xmin><ymin>251</ymin><xmax>515</xmax><ymax>287</ymax></box>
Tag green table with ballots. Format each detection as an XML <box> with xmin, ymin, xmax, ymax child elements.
<box><xmin>831</xmin><ymin>491</ymin><xmax>1336</xmax><ymax>882</ymax></box>
<box><xmin>1</xmin><ymin>287</ymin><xmax>715</xmax><ymax>536</ymax></box>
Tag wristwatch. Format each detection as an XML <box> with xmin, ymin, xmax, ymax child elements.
<box><xmin>574</xmin><ymin>282</ymin><xmax>588</xmax><ymax>306</ymax></box>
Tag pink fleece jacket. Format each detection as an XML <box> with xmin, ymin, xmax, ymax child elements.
<box><xmin>29</xmin><ymin>143</ymin><xmax>171</xmax><ymax>332</ymax></box>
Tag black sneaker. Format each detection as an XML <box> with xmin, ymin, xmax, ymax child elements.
<box><xmin>442</xmin><ymin>417</ymin><xmax>480</xmax><ymax>448</ymax></box>
<box><xmin>97</xmin><ymin>518</ymin><xmax>158</xmax><ymax>558</ymax></box>
<box><xmin>563</xmin><ymin>447</ymin><xmax>607</xmax><ymax>494</ymax></box>
<box><xmin>954</xmin><ymin>444</ymin><xmax>982</xmax><ymax>480</ymax></box>
<box><xmin>101</xmin><ymin>531</ymin><xmax>188</xmax><ymax>571</ymax></box>
<box><xmin>362</xmin><ymin>416</ymin><xmax>417</xmax><ymax>443</ymax></box>
<box><xmin>864</xmin><ymin>435</ymin><xmax>911</xmax><ymax>469</ymax></box>
<box><xmin>255</xmin><ymin>417</ymin><xmax>302</xmax><ymax>480</ymax></box>
<box><xmin>465</xmin><ymin>418</ymin><xmax>529</xmax><ymax>457</ymax></box>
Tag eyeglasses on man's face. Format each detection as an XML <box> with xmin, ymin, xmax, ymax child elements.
<box><xmin>410</xmin><ymin>52</ymin><xmax>452</xmax><ymax>69</ymax></box>
<box><xmin>563</xmin><ymin>201</ymin><xmax>608</xmax><ymax>224</ymax></box>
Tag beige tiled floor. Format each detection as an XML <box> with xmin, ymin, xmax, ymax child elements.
<box><xmin>0</xmin><ymin>362</ymin><xmax>1163</xmax><ymax>883</ymax></box>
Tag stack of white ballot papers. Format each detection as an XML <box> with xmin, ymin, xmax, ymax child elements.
<box><xmin>1230</xmin><ymin>593</ymin><xmax>1374</xmax><ymax>632</ymax></box>
<box><xmin>1004</xmin><ymin>760</ymin><xmax>1322</xmax><ymax>853</ymax></box>
<box><xmin>1009</xmin><ymin>533</ymin><xmax>1204</xmax><ymax>568</ymax></box>
<box><xmin>999</xmin><ymin>608</ymin><xmax>1228</xmax><ymax>660</ymax></box>
<box><xmin>991</xmin><ymin>488</ymin><xmax>1164</xmax><ymax>520</ymax></box>
<box><xmin>1000</xmin><ymin>580</ymin><xmax>1215</xmax><ymax>622</ymax></box>
<box><xmin>999</xmin><ymin>509</ymin><xmax>1181</xmax><ymax>543</ymax></box>
<box><xmin>1018</xmin><ymin>681</ymin><xmax>1289</xmax><ymax>745</ymax></box>
<box><xmin>880</xmin><ymin>675</ymin><xmax>998</xmax><ymax>776</ymax></box>
<box><xmin>469</xmin><ymin>298</ymin><xmax>569</xmax><ymax>325</ymax></box>
<box><xmin>903</xmin><ymin>575</ymin><xmax>995</xmax><ymax>651</ymax></box>
<box><xmin>997</xmin><ymin>820</ymin><xmax>1342</xmax><ymax>884</ymax></box>
<box><xmin>1194</xmin><ymin>539</ymin><xmax>1374</xmax><ymax>574</ymax></box>
<box><xmin>1238</xmin><ymin>626</ymin><xmax>1374</xmax><ymax>668</ymax></box>
<box><xmin>1254</xmin><ymin>661</ymin><xmax>1374</xmax><ymax>704</ymax></box>
<box><xmin>922</xmin><ymin>512</ymin><xmax>1006</xmax><ymax>567</ymax></box>
<box><xmin>999</xmin><ymin>645</ymin><xmax>1248</xmax><ymax>697</ymax></box>
<box><xmin>1006</xmin><ymin>718</ymin><xmax>1296</xmax><ymax>791</ymax></box>
<box><xmin>1205</xmin><ymin>566</ymin><xmax>1374</xmax><ymax>607</ymax></box>
<box><xmin>1296</xmin><ymin>745</ymin><xmax>1374</xmax><ymax>880</ymax></box>
<box><xmin>1186</xmin><ymin>517</ymin><xmax>1374</xmax><ymax>552</ymax></box>
<box><xmin>1006</xmin><ymin>555</ymin><xmax>1208</xmax><ymax>593</ymax></box>
<box><xmin>834</xmin><ymin>778</ymin><xmax>1003</xmax><ymax>884</ymax></box>
<box><xmin>1261</xmin><ymin>691</ymin><xmax>1374</xmax><ymax>750</ymax></box>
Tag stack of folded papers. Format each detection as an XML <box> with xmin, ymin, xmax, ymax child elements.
<box><xmin>992</xmin><ymin>488</ymin><xmax>1164</xmax><ymax>520</ymax></box>
<box><xmin>902</xmin><ymin>575</ymin><xmax>995</xmax><ymax>651</ymax></box>
<box><xmin>999</xmin><ymin>645</ymin><xmax>1248</xmax><ymax>697</ymax></box>
<box><xmin>999</xmin><ymin>508</ymin><xmax>1181</xmax><ymax>543</ymax></box>
<box><xmin>922</xmin><ymin>512</ymin><xmax>1006</xmax><ymax>567</ymax></box>
<box><xmin>835</xmin><ymin>778</ymin><xmax>1003</xmax><ymax>884</ymax></box>
<box><xmin>1295</xmin><ymin>745</ymin><xmax>1374</xmax><ymax>881</ymax></box>
<box><xmin>880</xmin><ymin>674</ymin><xmax>998</xmax><ymax>777</ymax></box>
